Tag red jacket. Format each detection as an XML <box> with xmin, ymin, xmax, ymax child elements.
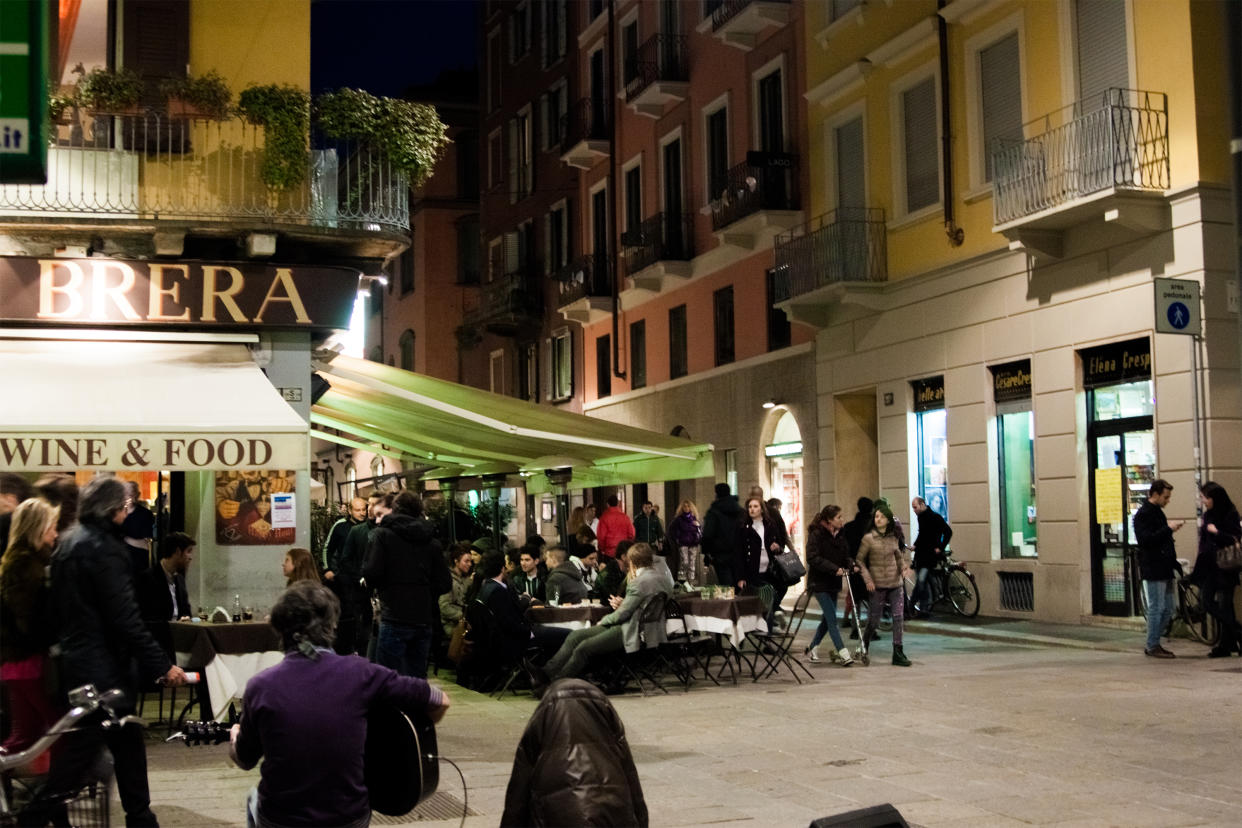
<box><xmin>595</xmin><ymin>506</ymin><xmax>635</xmax><ymax>558</ymax></box>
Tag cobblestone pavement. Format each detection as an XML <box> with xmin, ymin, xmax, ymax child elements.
<box><xmin>124</xmin><ymin>620</ymin><xmax>1242</xmax><ymax>827</ymax></box>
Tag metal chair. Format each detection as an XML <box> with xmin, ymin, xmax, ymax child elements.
<box><xmin>741</xmin><ymin>590</ymin><xmax>815</xmax><ymax>684</ymax></box>
<box><xmin>661</xmin><ymin>595</ymin><xmax>719</xmax><ymax>690</ymax></box>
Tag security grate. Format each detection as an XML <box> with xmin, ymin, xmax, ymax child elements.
<box><xmin>998</xmin><ymin>571</ymin><xmax>1035</xmax><ymax>612</ymax></box>
<box><xmin>370</xmin><ymin>792</ymin><xmax>479</xmax><ymax>824</ymax></box>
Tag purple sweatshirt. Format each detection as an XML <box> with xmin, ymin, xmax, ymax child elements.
<box><xmin>235</xmin><ymin>650</ymin><xmax>443</xmax><ymax>827</ymax></box>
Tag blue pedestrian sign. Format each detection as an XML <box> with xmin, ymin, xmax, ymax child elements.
<box><xmin>1153</xmin><ymin>278</ymin><xmax>1201</xmax><ymax>336</ymax></box>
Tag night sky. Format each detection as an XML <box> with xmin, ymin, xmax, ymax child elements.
<box><xmin>311</xmin><ymin>0</ymin><xmax>479</xmax><ymax>97</ymax></box>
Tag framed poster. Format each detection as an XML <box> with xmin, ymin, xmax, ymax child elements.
<box><xmin>216</xmin><ymin>470</ymin><xmax>296</xmax><ymax>545</ymax></box>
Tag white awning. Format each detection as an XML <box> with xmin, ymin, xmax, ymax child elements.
<box><xmin>0</xmin><ymin>339</ymin><xmax>308</xmax><ymax>471</ymax></box>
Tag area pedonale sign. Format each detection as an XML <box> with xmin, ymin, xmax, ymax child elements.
<box><xmin>0</xmin><ymin>256</ymin><xmax>360</xmax><ymax>330</ymax></box>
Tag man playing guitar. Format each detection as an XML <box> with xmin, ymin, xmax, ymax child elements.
<box><xmin>227</xmin><ymin>581</ymin><xmax>450</xmax><ymax>828</ymax></box>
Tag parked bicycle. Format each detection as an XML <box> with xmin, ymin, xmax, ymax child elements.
<box><xmin>1136</xmin><ymin>559</ymin><xmax>1222</xmax><ymax>647</ymax></box>
<box><xmin>0</xmin><ymin>684</ymin><xmax>136</xmax><ymax>828</ymax></box>
<box><xmin>905</xmin><ymin>554</ymin><xmax>981</xmax><ymax>618</ymax></box>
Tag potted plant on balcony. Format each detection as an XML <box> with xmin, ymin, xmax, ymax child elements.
<box><xmin>313</xmin><ymin>87</ymin><xmax>449</xmax><ymax>187</ymax></box>
<box><xmin>76</xmin><ymin>67</ymin><xmax>143</xmax><ymax>115</ymax></box>
<box><xmin>47</xmin><ymin>84</ymin><xmax>75</xmax><ymax>125</ymax></box>
<box><xmin>236</xmin><ymin>83</ymin><xmax>310</xmax><ymax>191</ymax></box>
<box><xmin>160</xmin><ymin>71</ymin><xmax>232</xmax><ymax>119</ymax></box>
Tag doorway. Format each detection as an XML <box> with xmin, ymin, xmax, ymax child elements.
<box><xmin>833</xmin><ymin>392</ymin><xmax>878</xmax><ymax>513</ymax></box>
<box><xmin>1088</xmin><ymin>421</ymin><xmax>1156</xmax><ymax>616</ymax></box>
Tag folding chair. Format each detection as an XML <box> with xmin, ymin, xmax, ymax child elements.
<box><xmin>741</xmin><ymin>590</ymin><xmax>815</xmax><ymax>684</ymax></box>
<box><xmin>597</xmin><ymin>593</ymin><xmax>669</xmax><ymax>696</ymax></box>
<box><xmin>661</xmin><ymin>595</ymin><xmax>719</xmax><ymax>690</ymax></box>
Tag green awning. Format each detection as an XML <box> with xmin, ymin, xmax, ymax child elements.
<box><xmin>310</xmin><ymin>353</ymin><xmax>714</xmax><ymax>493</ymax></box>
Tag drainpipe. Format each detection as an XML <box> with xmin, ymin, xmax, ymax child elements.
<box><xmin>609</xmin><ymin>0</ymin><xmax>626</xmax><ymax>380</ymax></box>
<box><xmin>937</xmin><ymin>1</ymin><xmax>965</xmax><ymax>247</ymax></box>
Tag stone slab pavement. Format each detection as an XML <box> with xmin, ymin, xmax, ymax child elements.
<box><xmin>121</xmin><ymin>617</ymin><xmax>1240</xmax><ymax>827</ymax></box>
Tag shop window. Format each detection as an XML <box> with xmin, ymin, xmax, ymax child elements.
<box><xmin>992</xmin><ymin>360</ymin><xmax>1035</xmax><ymax>558</ymax></box>
<box><xmin>912</xmin><ymin>376</ymin><xmax>947</xmax><ymax>518</ymax></box>
<box><xmin>630</xmin><ymin>320</ymin><xmax>646</xmax><ymax>390</ymax></box>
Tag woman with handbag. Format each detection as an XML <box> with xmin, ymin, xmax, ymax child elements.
<box><xmin>856</xmin><ymin>500</ymin><xmax>913</xmax><ymax>666</ymax></box>
<box><xmin>737</xmin><ymin>496</ymin><xmax>785</xmax><ymax>631</ymax></box>
<box><xmin>1194</xmin><ymin>482</ymin><xmax>1242</xmax><ymax>657</ymax></box>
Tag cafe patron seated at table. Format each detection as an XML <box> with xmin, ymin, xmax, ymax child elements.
<box><xmin>544</xmin><ymin>547</ymin><xmax>589</xmax><ymax>605</ymax></box>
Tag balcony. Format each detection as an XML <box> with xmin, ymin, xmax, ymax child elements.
<box><xmin>0</xmin><ymin>111</ymin><xmax>410</xmax><ymax>260</ymax></box>
<box><xmin>772</xmin><ymin>207</ymin><xmax>887</xmax><ymax>327</ymax></box>
<box><xmin>624</xmin><ymin>35</ymin><xmax>689</xmax><ymax>119</ymax></box>
<box><xmin>705</xmin><ymin>0</ymin><xmax>791</xmax><ymax>51</ymax></box>
<box><xmin>710</xmin><ymin>154</ymin><xmax>802</xmax><ymax>248</ymax></box>
<box><xmin>559</xmin><ymin>97</ymin><xmax>610</xmax><ymax>170</ymax></box>
<box><xmin>621</xmin><ymin>212</ymin><xmax>694</xmax><ymax>293</ymax></box>
<box><xmin>555</xmin><ymin>255</ymin><xmax>614</xmax><ymax>324</ymax></box>
<box><xmin>464</xmin><ymin>268</ymin><xmax>544</xmax><ymax>336</ymax></box>
<box><xmin>991</xmin><ymin>88</ymin><xmax>1170</xmax><ymax>260</ymax></box>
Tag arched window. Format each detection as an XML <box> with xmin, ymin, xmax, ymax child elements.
<box><xmin>399</xmin><ymin>330</ymin><xmax>415</xmax><ymax>371</ymax></box>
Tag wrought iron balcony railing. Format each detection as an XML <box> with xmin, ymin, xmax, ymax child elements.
<box><xmin>622</xmin><ymin>212</ymin><xmax>694</xmax><ymax>275</ymax></box>
<box><xmin>556</xmin><ymin>254</ymin><xmax>613</xmax><ymax>306</ymax></box>
<box><xmin>0</xmin><ymin>111</ymin><xmax>409</xmax><ymax>232</ymax></box>
<box><xmin>711</xmin><ymin>154</ymin><xmax>799</xmax><ymax>231</ymax></box>
<box><xmin>560</xmin><ymin>96</ymin><xmax>610</xmax><ymax>155</ymax></box>
<box><xmin>772</xmin><ymin>207</ymin><xmax>886</xmax><ymax>303</ymax></box>
<box><xmin>624</xmin><ymin>35</ymin><xmax>688</xmax><ymax>102</ymax></box>
<box><xmin>467</xmin><ymin>267</ymin><xmax>543</xmax><ymax>329</ymax></box>
<box><xmin>712</xmin><ymin>0</ymin><xmax>791</xmax><ymax>31</ymax></box>
<box><xmin>991</xmin><ymin>88</ymin><xmax>1169</xmax><ymax>226</ymax></box>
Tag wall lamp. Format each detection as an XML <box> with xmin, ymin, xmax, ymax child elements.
<box><xmin>762</xmin><ymin>398</ymin><xmax>781</xmax><ymax>409</ymax></box>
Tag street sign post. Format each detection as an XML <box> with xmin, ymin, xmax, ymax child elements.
<box><xmin>0</xmin><ymin>1</ymin><xmax>48</xmax><ymax>184</ymax></box>
<box><xmin>1153</xmin><ymin>277</ymin><xmax>1202</xmax><ymax>336</ymax></box>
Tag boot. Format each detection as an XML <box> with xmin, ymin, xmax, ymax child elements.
<box><xmin>892</xmin><ymin>646</ymin><xmax>911</xmax><ymax>667</ymax></box>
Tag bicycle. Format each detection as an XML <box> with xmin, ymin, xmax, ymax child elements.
<box><xmin>1136</xmin><ymin>559</ymin><xmax>1221</xmax><ymax>647</ymax></box>
<box><xmin>1</xmin><ymin>684</ymin><xmax>137</xmax><ymax>827</ymax></box>
<box><xmin>905</xmin><ymin>554</ymin><xmax>981</xmax><ymax>618</ymax></box>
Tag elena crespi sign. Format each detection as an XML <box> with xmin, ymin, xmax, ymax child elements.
<box><xmin>0</xmin><ymin>433</ymin><xmax>308</xmax><ymax>472</ymax></box>
<box><xmin>0</xmin><ymin>255</ymin><xmax>360</xmax><ymax>330</ymax></box>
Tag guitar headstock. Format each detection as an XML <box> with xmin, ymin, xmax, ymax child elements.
<box><xmin>167</xmin><ymin>720</ymin><xmax>231</xmax><ymax>747</ymax></box>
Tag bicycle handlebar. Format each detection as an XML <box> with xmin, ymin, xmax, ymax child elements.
<box><xmin>0</xmin><ymin>683</ymin><xmax>140</xmax><ymax>773</ymax></box>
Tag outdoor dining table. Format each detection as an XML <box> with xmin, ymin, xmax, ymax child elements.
<box><xmin>524</xmin><ymin>592</ymin><xmax>765</xmax><ymax>648</ymax></box>
<box><xmin>526</xmin><ymin>603</ymin><xmax>610</xmax><ymax>629</ymax></box>
<box><xmin>170</xmin><ymin>620</ymin><xmax>283</xmax><ymax>721</ymax></box>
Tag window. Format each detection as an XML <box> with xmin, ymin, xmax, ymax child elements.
<box><xmin>713</xmin><ymin>286</ymin><xmax>734</xmax><ymax>366</ymax></box>
<box><xmin>488</xmin><ymin>129</ymin><xmax>502</xmax><ymax>190</ymax></box>
<box><xmin>520</xmin><ymin>343</ymin><xmax>539</xmax><ymax>401</ymax></box>
<box><xmin>457</xmin><ymin>218</ymin><xmax>480</xmax><ymax>284</ymax></box>
<box><xmin>551</xmin><ymin>330</ymin><xmax>573</xmax><ymax>401</ymax></box>
<box><xmin>901</xmin><ymin>76</ymin><xmax>940</xmax><ymax>213</ymax></box>
<box><xmin>624</xmin><ymin>165</ymin><xmax>642</xmax><ymax>235</ymax></box>
<box><xmin>456</xmin><ymin>130</ymin><xmax>479</xmax><ymax>197</ymax></box>
<box><xmin>399</xmin><ymin>247</ymin><xmax>414</xmax><ymax>295</ymax></box>
<box><xmin>669</xmin><ymin>304</ymin><xmax>688</xmax><ymax>379</ymax></box>
<box><xmin>703</xmin><ymin>0</ymin><xmax>724</xmax><ymax>19</ymax></box>
<box><xmin>979</xmin><ymin>33</ymin><xmax>1022</xmax><ymax>182</ymax></box>
<box><xmin>596</xmin><ymin>335</ymin><xmax>612</xmax><ymax>399</ymax></box>
<box><xmin>757</xmin><ymin>68</ymin><xmax>784</xmax><ymax>153</ymax></box>
<box><xmin>588</xmin><ymin>0</ymin><xmax>605</xmax><ymax>22</ymax></box>
<box><xmin>542</xmin><ymin>0</ymin><xmax>567</xmax><ymax>67</ymax></box>
<box><xmin>542</xmin><ymin>82</ymin><xmax>567</xmax><ymax>150</ymax></box>
<box><xmin>509</xmin><ymin>2</ymin><xmax>531</xmax><ymax>62</ymax></box>
<box><xmin>398</xmin><ymin>330</ymin><xmax>414</xmax><ymax>371</ymax></box>
<box><xmin>490</xmin><ymin>350</ymin><xmax>506</xmax><ymax>395</ymax></box>
<box><xmin>992</xmin><ymin>360</ymin><xmax>1036</xmax><ymax>558</ymax></box>
<box><xmin>508</xmin><ymin>108</ymin><xmax>533</xmax><ymax>202</ymax></box>
<box><xmin>591</xmin><ymin>186</ymin><xmax>609</xmax><ymax>263</ymax></box>
<box><xmin>630</xmin><ymin>320</ymin><xmax>646</xmax><ymax>390</ymax></box>
<box><xmin>545</xmin><ymin>202</ymin><xmax>569</xmax><ymax>274</ymax></box>
<box><xmin>766</xmin><ymin>269</ymin><xmax>790</xmax><ymax>351</ymax></box>
<box><xmin>487</xmin><ymin>31</ymin><xmax>501</xmax><ymax>112</ymax></box>
<box><xmin>706</xmin><ymin>105</ymin><xmax>729</xmax><ymax>202</ymax></box>
<box><xmin>661</xmin><ymin>136</ymin><xmax>683</xmax><ymax>218</ymax></box>
<box><xmin>912</xmin><ymin>376</ymin><xmax>948</xmax><ymax>520</ymax></box>
<box><xmin>622</xmin><ymin>20</ymin><xmax>639</xmax><ymax>88</ymax></box>
<box><xmin>503</xmin><ymin>222</ymin><xmax>533</xmax><ymax>276</ymax></box>
<box><xmin>835</xmin><ymin>115</ymin><xmax>864</xmax><ymax>208</ymax></box>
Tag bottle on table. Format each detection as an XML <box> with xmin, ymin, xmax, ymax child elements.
<box><xmin>233</xmin><ymin>594</ymin><xmax>242</xmax><ymax>623</ymax></box>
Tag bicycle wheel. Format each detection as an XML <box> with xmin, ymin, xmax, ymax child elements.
<box><xmin>1178</xmin><ymin>580</ymin><xmax>1220</xmax><ymax>646</ymax></box>
<box><xmin>948</xmin><ymin>568</ymin><xmax>980</xmax><ymax>617</ymax></box>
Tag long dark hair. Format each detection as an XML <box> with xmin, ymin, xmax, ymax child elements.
<box><xmin>1201</xmin><ymin>481</ymin><xmax>1238</xmax><ymax>522</ymax></box>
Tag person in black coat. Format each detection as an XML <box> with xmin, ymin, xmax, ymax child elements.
<box><xmin>1133</xmin><ymin>479</ymin><xmax>1186</xmax><ymax>658</ymax></box>
<box><xmin>910</xmin><ymin>496</ymin><xmax>953</xmax><ymax>617</ymax></box>
<box><xmin>803</xmin><ymin>504</ymin><xmax>854</xmax><ymax>664</ymax></box>
<box><xmin>363</xmin><ymin>491</ymin><xmax>450</xmax><ymax>679</ymax></box>
<box><xmin>136</xmin><ymin>531</ymin><xmax>195</xmax><ymax>659</ymax></box>
<box><xmin>737</xmin><ymin>496</ymin><xmax>784</xmax><ymax>631</ymax></box>
<box><xmin>1193</xmin><ymin>481</ymin><xmax>1242</xmax><ymax>657</ymax></box>
<box><xmin>701</xmin><ymin>483</ymin><xmax>743</xmax><ymax>587</ymax></box>
<box><xmin>48</xmin><ymin>477</ymin><xmax>187</xmax><ymax>827</ymax></box>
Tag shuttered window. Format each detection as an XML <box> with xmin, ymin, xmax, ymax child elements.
<box><xmin>980</xmin><ymin>32</ymin><xmax>1022</xmax><ymax>182</ymax></box>
<box><xmin>713</xmin><ymin>286</ymin><xmax>734</xmax><ymax>367</ymax></box>
<box><xmin>902</xmin><ymin>77</ymin><xmax>939</xmax><ymax>213</ymax></box>
<box><xmin>706</xmin><ymin>107</ymin><xmax>729</xmax><ymax>202</ymax></box>
<box><xmin>122</xmin><ymin>0</ymin><xmax>189</xmax><ymax>97</ymax></box>
<box><xmin>596</xmin><ymin>335</ymin><xmax>612</xmax><ymax>399</ymax></box>
<box><xmin>669</xmin><ymin>305</ymin><xmax>688</xmax><ymax>380</ymax></box>
<box><xmin>630</xmin><ymin>320</ymin><xmax>647</xmax><ymax>389</ymax></box>
<box><xmin>1075</xmin><ymin>0</ymin><xmax>1128</xmax><ymax>109</ymax></box>
<box><xmin>835</xmin><ymin>116</ymin><xmax>864</xmax><ymax>208</ymax></box>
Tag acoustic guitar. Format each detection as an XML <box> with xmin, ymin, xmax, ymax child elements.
<box><xmin>170</xmin><ymin>704</ymin><xmax>438</xmax><ymax>817</ymax></box>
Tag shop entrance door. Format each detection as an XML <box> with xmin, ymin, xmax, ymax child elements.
<box><xmin>1088</xmin><ymin>420</ymin><xmax>1156</xmax><ymax>616</ymax></box>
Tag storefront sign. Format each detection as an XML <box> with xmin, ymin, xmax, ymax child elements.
<box><xmin>1094</xmin><ymin>467</ymin><xmax>1124</xmax><ymax>524</ymax></box>
<box><xmin>0</xmin><ymin>433</ymin><xmax>307</xmax><ymax>472</ymax></box>
<box><xmin>1081</xmin><ymin>338</ymin><xmax>1151</xmax><ymax>388</ymax></box>
<box><xmin>0</xmin><ymin>256</ymin><xmax>360</xmax><ymax>330</ymax></box>
<box><xmin>992</xmin><ymin>360</ymin><xmax>1032</xmax><ymax>403</ymax></box>
<box><xmin>911</xmin><ymin>376</ymin><xmax>945</xmax><ymax>412</ymax></box>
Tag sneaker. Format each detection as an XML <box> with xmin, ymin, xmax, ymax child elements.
<box><xmin>1144</xmin><ymin>646</ymin><xmax>1176</xmax><ymax>659</ymax></box>
<box><xmin>805</xmin><ymin>646</ymin><xmax>820</xmax><ymax>662</ymax></box>
<box><xmin>837</xmin><ymin>647</ymin><xmax>854</xmax><ymax>667</ymax></box>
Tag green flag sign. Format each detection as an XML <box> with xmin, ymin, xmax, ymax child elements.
<box><xmin>0</xmin><ymin>1</ymin><xmax>48</xmax><ymax>184</ymax></box>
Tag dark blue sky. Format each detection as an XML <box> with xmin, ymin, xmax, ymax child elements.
<box><xmin>311</xmin><ymin>0</ymin><xmax>479</xmax><ymax>97</ymax></box>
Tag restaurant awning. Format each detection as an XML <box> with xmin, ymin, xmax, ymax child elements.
<box><xmin>0</xmin><ymin>338</ymin><xmax>308</xmax><ymax>471</ymax></box>
<box><xmin>310</xmin><ymin>353</ymin><xmax>714</xmax><ymax>493</ymax></box>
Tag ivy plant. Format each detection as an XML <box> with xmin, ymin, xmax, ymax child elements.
<box><xmin>159</xmin><ymin>70</ymin><xmax>233</xmax><ymax>119</ymax></box>
<box><xmin>237</xmin><ymin>84</ymin><xmax>310</xmax><ymax>191</ymax></box>
<box><xmin>314</xmin><ymin>88</ymin><xmax>450</xmax><ymax>187</ymax></box>
<box><xmin>76</xmin><ymin>68</ymin><xmax>143</xmax><ymax>113</ymax></box>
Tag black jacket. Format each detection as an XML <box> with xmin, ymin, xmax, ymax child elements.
<box><xmin>1133</xmin><ymin>499</ymin><xmax>1179</xmax><ymax>581</ymax></box>
<box><xmin>1191</xmin><ymin>506</ymin><xmax>1242</xmax><ymax>587</ymax></box>
<box><xmin>806</xmin><ymin>525</ymin><xmax>852</xmax><ymax>593</ymax></box>
<box><xmin>0</xmin><ymin>552</ymin><xmax>54</xmax><ymax>664</ymax></box>
<box><xmin>362</xmin><ymin>514</ymin><xmax>449</xmax><ymax>626</ymax></box>
<box><xmin>737</xmin><ymin>516</ymin><xmax>778</xmax><ymax>583</ymax></box>
<box><xmin>472</xmin><ymin>578</ymin><xmax>532</xmax><ymax>667</ymax></box>
<box><xmin>912</xmin><ymin>508</ymin><xmax>953</xmax><ymax>570</ymax></box>
<box><xmin>50</xmin><ymin>519</ymin><xmax>171</xmax><ymax>703</ymax></box>
<box><xmin>135</xmin><ymin>562</ymin><xmax>191</xmax><ymax>659</ymax></box>
<box><xmin>501</xmin><ymin>678</ymin><xmax>647</xmax><ymax>828</ymax></box>
<box><xmin>701</xmin><ymin>495</ymin><xmax>743</xmax><ymax>569</ymax></box>
<box><xmin>332</xmin><ymin>519</ymin><xmax>375</xmax><ymax>590</ymax></box>
<box><xmin>842</xmin><ymin>510</ymin><xmax>871</xmax><ymax>557</ymax></box>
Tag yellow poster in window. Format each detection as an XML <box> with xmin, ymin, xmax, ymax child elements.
<box><xmin>1094</xmin><ymin>467</ymin><xmax>1124</xmax><ymax>524</ymax></box>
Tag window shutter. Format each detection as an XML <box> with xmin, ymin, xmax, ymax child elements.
<box><xmin>903</xmin><ymin>77</ymin><xmax>939</xmax><ymax>212</ymax></box>
<box><xmin>557</xmin><ymin>0</ymin><xmax>568</xmax><ymax>59</ymax></box>
<box><xmin>835</xmin><ymin>116</ymin><xmax>864</xmax><ymax>208</ymax></box>
<box><xmin>980</xmin><ymin>33</ymin><xmax>1022</xmax><ymax>182</ymax></box>
<box><xmin>123</xmin><ymin>0</ymin><xmax>189</xmax><ymax>92</ymax></box>
<box><xmin>1075</xmin><ymin>0</ymin><xmax>1128</xmax><ymax>108</ymax></box>
<box><xmin>508</xmin><ymin>120</ymin><xmax>518</xmax><ymax>203</ymax></box>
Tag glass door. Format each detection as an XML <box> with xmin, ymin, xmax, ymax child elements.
<box><xmin>1089</xmin><ymin>423</ymin><xmax>1156</xmax><ymax>616</ymax></box>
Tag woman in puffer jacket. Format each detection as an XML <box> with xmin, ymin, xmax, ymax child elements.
<box><xmin>856</xmin><ymin>499</ymin><xmax>913</xmax><ymax>666</ymax></box>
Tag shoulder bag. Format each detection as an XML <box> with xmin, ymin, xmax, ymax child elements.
<box><xmin>771</xmin><ymin>549</ymin><xmax>806</xmax><ymax>587</ymax></box>
<box><xmin>1216</xmin><ymin>536</ymin><xmax>1242</xmax><ymax>572</ymax></box>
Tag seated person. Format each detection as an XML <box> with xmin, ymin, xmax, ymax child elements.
<box><xmin>593</xmin><ymin>543</ymin><xmax>627</xmax><ymax>600</ymax></box>
<box><xmin>534</xmin><ymin>543</ymin><xmax>673</xmax><ymax>689</ymax></box>
<box><xmin>135</xmin><ymin>531</ymin><xmax>195</xmax><ymax>656</ymax></box>
<box><xmin>567</xmin><ymin>525</ymin><xmax>597</xmax><ymax>566</ymax></box>
<box><xmin>544</xmin><ymin>546</ymin><xmax>589</xmax><ymax>604</ymax></box>
<box><xmin>229</xmin><ymin>581</ymin><xmax>450</xmax><ymax>828</ymax></box>
<box><xmin>570</xmin><ymin>547</ymin><xmax>599</xmax><ymax>592</ymax></box>
<box><xmin>511</xmin><ymin>547</ymin><xmax>547</xmax><ymax>603</ymax></box>
<box><xmin>439</xmin><ymin>543</ymin><xmax>474</xmax><ymax>639</ymax></box>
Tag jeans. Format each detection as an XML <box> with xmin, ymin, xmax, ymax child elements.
<box><xmin>807</xmin><ymin>591</ymin><xmax>846</xmax><ymax>651</ymax></box>
<box><xmin>375</xmin><ymin>620</ymin><xmax>433</xmax><ymax>678</ymax></box>
<box><xmin>864</xmin><ymin>585</ymin><xmax>904</xmax><ymax>648</ymax></box>
<box><xmin>1143</xmin><ymin>579</ymin><xmax>1174</xmax><ymax>651</ymax></box>
<box><xmin>912</xmin><ymin>567</ymin><xmax>932</xmax><ymax>612</ymax></box>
